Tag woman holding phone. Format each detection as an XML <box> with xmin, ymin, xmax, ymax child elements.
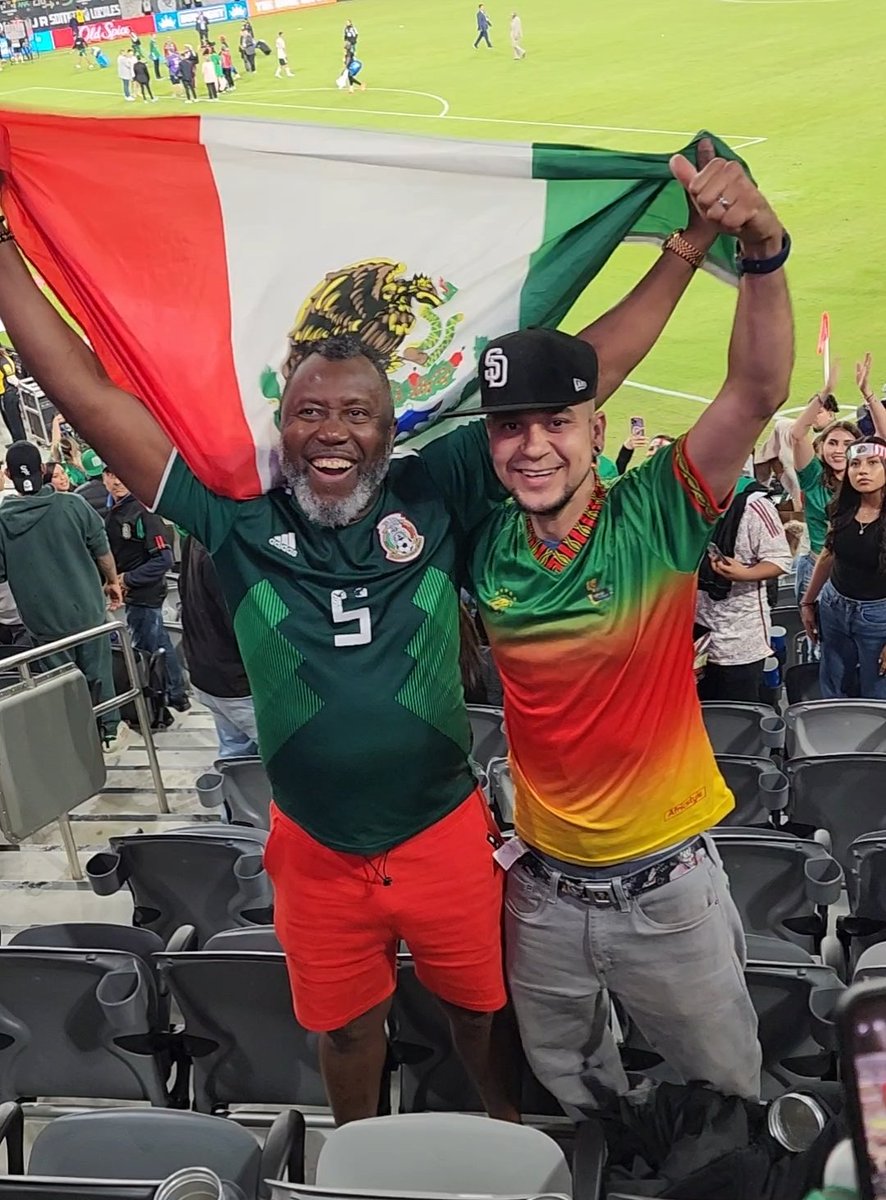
<box><xmin>801</xmin><ymin>437</ymin><xmax>886</xmax><ymax>699</ymax></box>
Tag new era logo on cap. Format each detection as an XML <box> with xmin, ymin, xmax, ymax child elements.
<box><xmin>573</xmin><ymin>378</ymin><xmax>588</xmax><ymax>392</ymax></box>
<box><xmin>269</xmin><ymin>532</ymin><xmax>298</xmax><ymax>558</ymax></box>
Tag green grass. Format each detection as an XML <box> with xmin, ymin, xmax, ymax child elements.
<box><xmin>0</xmin><ymin>0</ymin><xmax>880</xmax><ymax>444</ymax></box>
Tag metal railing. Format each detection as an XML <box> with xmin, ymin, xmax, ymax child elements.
<box><xmin>0</xmin><ymin>619</ymin><xmax>168</xmax><ymax>879</ymax></box>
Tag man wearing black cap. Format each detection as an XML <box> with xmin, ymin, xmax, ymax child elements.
<box><xmin>0</xmin><ymin>441</ymin><xmax>128</xmax><ymax>754</ymax></box>
<box><xmin>0</xmin><ymin>138</ymin><xmax>730</xmax><ymax>1123</ymax></box>
<box><xmin>462</xmin><ymin>151</ymin><xmax>794</xmax><ymax>1107</ymax></box>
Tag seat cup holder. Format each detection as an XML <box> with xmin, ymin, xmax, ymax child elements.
<box><xmin>805</xmin><ymin>856</ymin><xmax>844</xmax><ymax>906</ymax></box>
<box><xmin>234</xmin><ymin>851</ymin><xmax>273</xmax><ymax>906</ymax></box>
<box><xmin>759</xmin><ymin>770</ymin><xmax>789</xmax><ymax>811</ymax></box>
<box><xmin>808</xmin><ymin>985</ymin><xmax>844</xmax><ymax>1050</ymax></box>
<box><xmin>86</xmin><ymin>850</ymin><xmax>126</xmax><ymax>896</ymax></box>
<box><xmin>196</xmin><ymin>772</ymin><xmax>225</xmax><ymax>810</ymax></box>
<box><xmin>96</xmin><ymin>965</ymin><xmax>150</xmax><ymax>1036</ymax></box>
<box><xmin>760</xmin><ymin>715</ymin><xmax>787</xmax><ymax>751</ymax></box>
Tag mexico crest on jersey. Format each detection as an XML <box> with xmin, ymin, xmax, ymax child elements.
<box><xmin>377</xmin><ymin>512</ymin><xmax>425</xmax><ymax>564</ymax></box>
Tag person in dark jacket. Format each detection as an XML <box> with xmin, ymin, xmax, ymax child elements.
<box><xmin>178</xmin><ymin>51</ymin><xmax>197</xmax><ymax>101</ymax></box>
<box><xmin>133</xmin><ymin>56</ymin><xmax>156</xmax><ymax>101</ymax></box>
<box><xmin>103</xmin><ymin>465</ymin><xmax>189</xmax><ymax>710</ymax></box>
<box><xmin>179</xmin><ymin>536</ymin><xmax>257</xmax><ymax>757</ymax></box>
<box><xmin>0</xmin><ymin>441</ymin><xmax>127</xmax><ymax>752</ymax></box>
<box><xmin>74</xmin><ymin>448</ymin><xmax>110</xmax><ymax>514</ymax></box>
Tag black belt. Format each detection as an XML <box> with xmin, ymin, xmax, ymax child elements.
<box><xmin>518</xmin><ymin>836</ymin><xmax>708</xmax><ymax>908</ymax></box>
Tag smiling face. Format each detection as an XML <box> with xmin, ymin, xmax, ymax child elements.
<box><xmin>486</xmin><ymin>402</ymin><xmax>603</xmax><ymax>519</ymax></box>
<box><xmin>821</xmin><ymin>427</ymin><xmax>856</xmax><ymax>475</ymax></box>
<box><xmin>49</xmin><ymin>463</ymin><xmax>70</xmax><ymax>492</ymax></box>
<box><xmin>280</xmin><ymin>353</ymin><xmax>395</xmax><ymax>528</ymax></box>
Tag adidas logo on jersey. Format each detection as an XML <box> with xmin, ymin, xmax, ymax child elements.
<box><xmin>269</xmin><ymin>532</ymin><xmax>298</xmax><ymax>558</ymax></box>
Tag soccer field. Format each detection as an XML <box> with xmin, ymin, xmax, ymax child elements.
<box><xmin>0</xmin><ymin>0</ymin><xmax>880</xmax><ymax>442</ymax></box>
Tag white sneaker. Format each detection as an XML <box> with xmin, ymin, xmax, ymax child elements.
<box><xmin>102</xmin><ymin>722</ymin><xmax>132</xmax><ymax>758</ymax></box>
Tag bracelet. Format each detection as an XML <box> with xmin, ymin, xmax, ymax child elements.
<box><xmin>864</xmin><ymin>393</ymin><xmax>876</xmax><ymax>404</ymax></box>
<box><xmin>662</xmin><ymin>229</ymin><xmax>706</xmax><ymax>271</ymax></box>
<box><xmin>800</xmin><ymin>601</ymin><xmax>816</xmax><ymax>608</ymax></box>
<box><xmin>736</xmin><ymin>230</ymin><xmax>791</xmax><ymax>276</ymax></box>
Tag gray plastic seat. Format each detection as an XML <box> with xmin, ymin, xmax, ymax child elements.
<box><xmin>785</xmin><ymin>755</ymin><xmax>886</xmax><ymax>874</ymax></box>
<box><xmin>839</xmin><ymin>832</ymin><xmax>886</xmax><ymax>974</ymax></box>
<box><xmin>315</xmin><ymin>1113</ymin><xmax>573</xmax><ymax>1195</ymax></box>
<box><xmin>784</xmin><ymin>663</ymin><xmax>822</xmax><ymax>705</ymax></box>
<box><xmin>770</xmin><ymin>604</ymin><xmax>808</xmax><ymax>671</ymax></box>
<box><xmin>714</xmin><ymin>756</ymin><xmax>788</xmax><ymax>827</ymax></box>
<box><xmin>712</xmin><ymin>828</ymin><xmax>843</xmax><ymax>955</ymax></box>
<box><xmin>27</xmin><ymin>1107</ymin><xmax>302</xmax><ymax>1200</ymax></box>
<box><xmin>701</xmin><ymin>702</ymin><xmax>785</xmax><ymax>757</ymax></box>
<box><xmin>0</xmin><ymin>946</ymin><xmax>173</xmax><ymax>1105</ymax></box>
<box><xmin>86</xmin><ymin>825</ymin><xmax>272</xmax><ymax>946</ymax></box>
<box><xmin>197</xmin><ymin>757</ymin><xmax>273</xmax><ymax>829</ymax></box>
<box><xmin>389</xmin><ymin>956</ymin><xmax>562</xmax><ymax>1117</ymax></box>
<box><xmin>784</xmin><ymin>700</ymin><xmax>886</xmax><ymax>758</ymax></box>
<box><xmin>8</xmin><ymin>922</ymin><xmax>164</xmax><ymax>960</ymax></box>
<box><xmin>853</xmin><ymin>942</ymin><xmax>886</xmax><ymax>983</ymax></box>
<box><xmin>466</xmin><ymin>705</ymin><xmax>507</xmax><ymax>773</ymax></box>
<box><xmin>155</xmin><ymin>932</ymin><xmax>327</xmax><ymax>1114</ymax></box>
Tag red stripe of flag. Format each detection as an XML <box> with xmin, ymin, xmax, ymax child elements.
<box><xmin>0</xmin><ymin>111</ymin><xmax>260</xmax><ymax>497</ymax></box>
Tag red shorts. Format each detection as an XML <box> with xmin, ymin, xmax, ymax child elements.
<box><xmin>264</xmin><ymin>790</ymin><xmax>506</xmax><ymax>1032</ymax></box>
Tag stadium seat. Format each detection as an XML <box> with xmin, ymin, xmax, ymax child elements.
<box><xmin>769</xmin><ymin>604</ymin><xmax>808</xmax><ymax>671</ymax></box>
<box><xmin>714</xmin><ymin>756</ymin><xmax>788</xmax><ymax>826</ymax></box>
<box><xmin>712</xmin><ymin>828</ymin><xmax>843</xmax><ymax>957</ymax></box>
<box><xmin>389</xmin><ymin>955</ymin><xmax>563</xmax><ymax>1118</ymax></box>
<box><xmin>852</xmin><ymin>942</ymin><xmax>886</xmax><ymax>983</ymax></box>
<box><xmin>0</xmin><ymin>1103</ymin><xmax>302</xmax><ymax>1200</ymax></box>
<box><xmin>486</xmin><ymin>756</ymin><xmax>514</xmax><ymax>829</ymax></box>
<box><xmin>466</xmin><ymin>704</ymin><xmax>507</xmax><ymax>773</ymax></box>
<box><xmin>0</xmin><ymin>946</ymin><xmax>177</xmax><ymax>1105</ymax></box>
<box><xmin>743</xmin><ymin>955</ymin><xmax>845</xmax><ymax>1097</ymax></box>
<box><xmin>154</xmin><ymin>926</ymin><xmax>326</xmax><ymax>1117</ymax></box>
<box><xmin>783</xmin><ymin>699</ymin><xmax>886</xmax><ymax>758</ymax></box>
<box><xmin>312</xmin><ymin>1112</ymin><xmax>583</xmax><ymax>1196</ymax></box>
<box><xmin>197</xmin><ymin>756</ymin><xmax>273</xmax><ymax>829</ymax></box>
<box><xmin>784</xmin><ymin>662</ymin><xmax>822</xmax><ymax>705</ymax></box>
<box><xmin>837</xmin><ymin>832</ymin><xmax>886</xmax><ymax>976</ymax></box>
<box><xmin>701</xmin><ymin>702</ymin><xmax>785</xmax><ymax>758</ymax></box>
<box><xmin>86</xmin><ymin>825</ymin><xmax>273</xmax><ymax>945</ymax></box>
<box><xmin>784</xmin><ymin>755</ymin><xmax>886</xmax><ymax>874</ymax></box>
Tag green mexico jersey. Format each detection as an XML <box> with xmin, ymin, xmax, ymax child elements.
<box><xmin>156</xmin><ymin>423</ymin><xmax>500</xmax><ymax>854</ymax></box>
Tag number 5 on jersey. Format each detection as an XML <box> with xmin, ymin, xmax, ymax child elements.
<box><xmin>330</xmin><ymin>588</ymin><xmax>372</xmax><ymax>647</ymax></box>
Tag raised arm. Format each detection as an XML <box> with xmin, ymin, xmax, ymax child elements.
<box><xmin>579</xmin><ymin>140</ymin><xmax>721</xmax><ymax>405</ymax></box>
<box><xmin>789</xmin><ymin>393</ymin><xmax>831</xmax><ymax>473</ymax></box>
<box><xmin>674</xmin><ymin>155</ymin><xmax>794</xmax><ymax>502</ymax></box>
<box><xmin>857</xmin><ymin>353</ymin><xmax>886</xmax><ymax>440</ymax></box>
<box><xmin>0</xmin><ymin>224</ymin><xmax>172</xmax><ymax>505</ymax></box>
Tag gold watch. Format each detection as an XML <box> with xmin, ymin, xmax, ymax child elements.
<box><xmin>662</xmin><ymin>229</ymin><xmax>705</xmax><ymax>271</ymax></box>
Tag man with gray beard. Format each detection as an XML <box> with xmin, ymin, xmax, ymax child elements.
<box><xmin>0</xmin><ymin>166</ymin><xmax>727</xmax><ymax>1119</ymax></box>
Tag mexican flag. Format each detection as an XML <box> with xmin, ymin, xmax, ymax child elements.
<box><xmin>0</xmin><ymin>111</ymin><xmax>744</xmax><ymax>499</ymax></box>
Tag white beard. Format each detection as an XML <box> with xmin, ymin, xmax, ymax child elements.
<box><xmin>281</xmin><ymin>445</ymin><xmax>392</xmax><ymax>528</ymax></box>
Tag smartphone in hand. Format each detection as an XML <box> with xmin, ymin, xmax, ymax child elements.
<box><xmin>630</xmin><ymin>416</ymin><xmax>646</xmax><ymax>439</ymax></box>
<box><xmin>837</xmin><ymin>982</ymin><xmax>886</xmax><ymax>1200</ymax></box>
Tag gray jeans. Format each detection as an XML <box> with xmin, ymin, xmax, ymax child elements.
<box><xmin>505</xmin><ymin>836</ymin><xmax>761</xmax><ymax>1108</ymax></box>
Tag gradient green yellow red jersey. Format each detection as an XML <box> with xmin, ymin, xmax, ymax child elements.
<box><xmin>469</xmin><ymin>437</ymin><xmax>734</xmax><ymax>865</ymax></box>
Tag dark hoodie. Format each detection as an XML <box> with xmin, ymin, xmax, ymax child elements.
<box><xmin>0</xmin><ymin>486</ymin><xmax>109</xmax><ymax>639</ymax></box>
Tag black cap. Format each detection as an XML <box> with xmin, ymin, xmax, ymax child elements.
<box><xmin>6</xmin><ymin>441</ymin><xmax>44</xmax><ymax>495</ymax></box>
<box><xmin>453</xmin><ymin>328</ymin><xmax>599</xmax><ymax>417</ymax></box>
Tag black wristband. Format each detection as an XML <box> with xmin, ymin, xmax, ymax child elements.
<box><xmin>737</xmin><ymin>230</ymin><xmax>791</xmax><ymax>276</ymax></box>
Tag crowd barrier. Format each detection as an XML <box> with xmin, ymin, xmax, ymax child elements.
<box><xmin>4</xmin><ymin>0</ymin><xmax>336</xmax><ymax>49</ymax></box>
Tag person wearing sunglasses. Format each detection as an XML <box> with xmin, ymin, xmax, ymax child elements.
<box><xmin>801</xmin><ymin>437</ymin><xmax>886</xmax><ymax>698</ymax></box>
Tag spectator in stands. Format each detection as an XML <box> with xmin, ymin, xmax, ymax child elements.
<box><xmin>74</xmin><ymin>448</ymin><xmax>110</xmax><ymax>513</ymax></box>
<box><xmin>646</xmin><ymin>432</ymin><xmax>674</xmax><ymax>455</ymax></box>
<box><xmin>464</xmin><ymin>146</ymin><xmax>792</xmax><ymax>1107</ymax></box>
<box><xmin>133</xmin><ymin>56</ymin><xmax>157</xmax><ymax>102</ymax></box>
<box><xmin>0</xmin><ymin>441</ymin><xmax>127</xmax><ymax>753</ymax></box>
<box><xmin>45</xmin><ymin>461</ymin><xmax>71</xmax><ymax>492</ymax></box>
<box><xmin>614</xmin><ymin>423</ymin><xmax>650</xmax><ymax>474</ymax></box>
<box><xmin>801</xmin><ymin>437</ymin><xmax>886</xmax><ymax>699</ymax></box>
<box><xmin>179</xmin><ymin>535</ymin><xmax>258</xmax><ymax>758</ymax></box>
<box><xmin>116</xmin><ymin>48</ymin><xmax>136</xmax><ymax>101</ymax></box>
<box><xmin>102</xmin><ymin>465</ymin><xmax>190</xmax><ymax>712</ymax></box>
<box><xmin>50</xmin><ymin>414</ymin><xmax>87</xmax><ymax>486</ymax></box>
<box><xmin>178</xmin><ymin>51</ymin><xmax>197</xmax><ymax>102</ymax></box>
<box><xmin>696</xmin><ymin>476</ymin><xmax>792</xmax><ymax>701</ymax></box>
<box><xmin>0</xmin><ymin>581</ymin><xmax>29</xmax><ymax>647</ymax></box>
<box><xmin>0</xmin><ymin>153</ymin><xmax>728</xmax><ymax>1124</ymax></box>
